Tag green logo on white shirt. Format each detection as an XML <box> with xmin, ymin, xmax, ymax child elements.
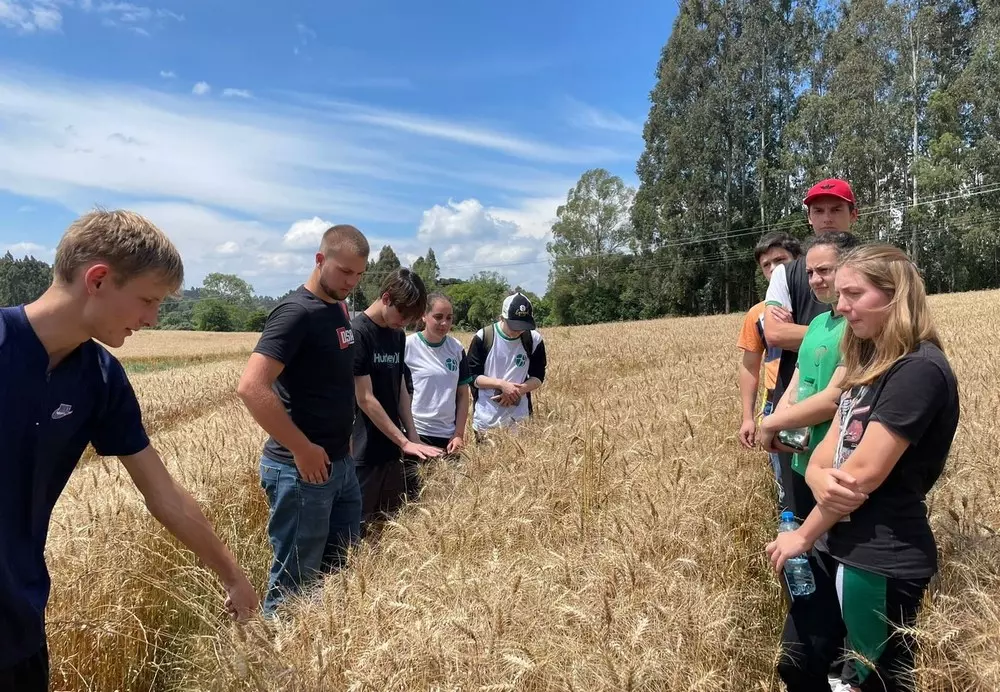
<box><xmin>445</xmin><ymin>357</ymin><xmax>458</xmax><ymax>371</ymax></box>
<box><xmin>514</xmin><ymin>353</ymin><xmax>526</xmax><ymax>367</ymax></box>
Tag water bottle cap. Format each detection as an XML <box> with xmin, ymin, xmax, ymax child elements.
<box><xmin>780</xmin><ymin>511</ymin><xmax>794</xmax><ymax>522</ymax></box>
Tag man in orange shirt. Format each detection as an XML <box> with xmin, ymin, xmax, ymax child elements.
<box><xmin>737</xmin><ymin>232</ymin><xmax>801</xmax><ymax>497</ymax></box>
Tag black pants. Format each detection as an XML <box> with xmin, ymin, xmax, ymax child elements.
<box><xmin>0</xmin><ymin>644</ymin><xmax>49</xmax><ymax>692</ymax></box>
<box><xmin>419</xmin><ymin>434</ymin><xmax>451</xmax><ymax>449</ymax></box>
<box><xmin>356</xmin><ymin>456</ymin><xmax>421</xmax><ymax>527</ymax></box>
<box><xmin>778</xmin><ymin>551</ymin><xmax>929</xmax><ymax>691</ymax></box>
<box><xmin>778</xmin><ymin>452</ymin><xmax>816</xmax><ymax>522</ymax></box>
<box><xmin>420</xmin><ymin>434</ymin><xmax>464</xmax><ymax>464</ymax></box>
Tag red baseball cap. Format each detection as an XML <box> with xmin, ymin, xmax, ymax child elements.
<box><xmin>803</xmin><ymin>178</ymin><xmax>856</xmax><ymax>206</ymax></box>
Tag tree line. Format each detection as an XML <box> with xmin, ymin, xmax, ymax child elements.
<box><xmin>0</xmin><ymin>249</ymin><xmax>551</xmax><ymax>333</ymax></box>
<box><xmin>547</xmin><ymin>0</ymin><xmax>999</xmax><ymax>323</ymax></box>
<box><xmin>5</xmin><ymin>1</ymin><xmax>997</xmax><ymax>328</ymax></box>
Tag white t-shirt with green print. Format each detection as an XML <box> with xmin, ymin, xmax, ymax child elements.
<box><xmin>467</xmin><ymin>323</ymin><xmax>546</xmax><ymax>431</ymax></box>
<box><xmin>404</xmin><ymin>332</ymin><xmax>473</xmax><ymax>439</ymax></box>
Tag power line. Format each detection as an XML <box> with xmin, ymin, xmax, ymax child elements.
<box><xmin>160</xmin><ymin>182</ymin><xmax>1000</xmax><ymax>312</ymax></box>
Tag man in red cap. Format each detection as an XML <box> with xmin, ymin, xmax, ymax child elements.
<box><xmin>762</xmin><ymin>178</ymin><xmax>858</xmax><ymax>517</ymax></box>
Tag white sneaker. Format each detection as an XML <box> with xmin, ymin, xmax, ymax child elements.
<box><xmin>828</xmin><ymin>679</ymin><xmax>853</xmax><ymax>692</ymax></box>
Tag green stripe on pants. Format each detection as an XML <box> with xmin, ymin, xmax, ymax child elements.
<box><xmin>836</xmin><ymin>563</ymin><xmax>888</xmax><ymax>685</ymax></box>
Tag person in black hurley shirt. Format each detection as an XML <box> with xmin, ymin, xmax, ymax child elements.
<box><xmin>1</xmin><ymin>210</ymin><xmax>257</xmax><ymax>691</ymax></box>
<box><xmin>764</xmin><ymin>178</ymin><xmax>859</xmax><ymax>519</ymax></box>
<box><xmin>237</xmin><ymin>224</ymin><xmax>369</xmax><ymax>616</ymax></box>
<box><xmin>767</xmin><ymin>245</ymin><xmax>960</xmax><ymax>692</ymax></box>
<box><xmin>352</xmin><ymin>268</ymin><xmax>442</xmax><ymax>533</ymax></box>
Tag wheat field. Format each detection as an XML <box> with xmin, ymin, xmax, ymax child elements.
<box><xmin>42</xmin><ymin>291</ymin><xmax>999</xmax><ymax>691</ymax></box>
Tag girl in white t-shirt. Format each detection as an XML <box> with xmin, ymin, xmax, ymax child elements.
<box><xmin>404</xmin><ymin>293</ymin><xmax>472</xmax><ymax>456</ymax></box>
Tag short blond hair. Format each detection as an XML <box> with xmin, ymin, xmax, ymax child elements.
<box><xmin>321</xmin><ymin>224</ymin><xmax>369</xmax><ymax>257</ymax></box>
<box><xmin>54</xmin><ymin>209</ymin><xmax>184</xmax><ymax>290</ymax></box>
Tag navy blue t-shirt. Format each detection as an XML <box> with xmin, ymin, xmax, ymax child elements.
<box><xmin>0</xmin><ymin>306</ymin><xmax>150</xmax><ymax>667</ymax></box>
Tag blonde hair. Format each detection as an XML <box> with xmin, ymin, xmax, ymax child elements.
<box><xmin>839</xmin><ymin>244</ymin><xmax>942</xmax><ymax>390</ymax></box>
<box><xmin>54</xmin><ymin>209</ymin><xmax>184</xmax><ymax>290</ymax></box>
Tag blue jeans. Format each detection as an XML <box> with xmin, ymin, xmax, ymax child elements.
<box><xmin>762</xmin><ymin>400</ymin><xmax>785</xmax><ymax>504</ymax></box>
<box><xmin>259</xmin><ymin>454</ymin><xmax>362</xmax><ymax>615</ymax></box>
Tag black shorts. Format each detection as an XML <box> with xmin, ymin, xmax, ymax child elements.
<box><xmin>0</xmin><ymin>644</ymin><xmax>49</xmax><ymax>692</ymax></box>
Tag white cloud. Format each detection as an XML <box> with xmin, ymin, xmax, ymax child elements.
<box><xmin>418</xmin><ymin>199</ymin><xmax>516</xmax><ymax>242</ymax></box>
<box><xmin>328</xmin><ymin>102</ymin><xmax>621</xmax><ymax>164</ymax></box>
<box><xmin>296</xmin><ymin>22</ymin><xmax>315</xmax><ymax>40</ymax></box>
<box><xmin>0</xmin><ymin>67</ymin><xmax>631</xmax><ymax>296</ymax></box>
<box><xmin>93</xmin><ymin>2</ymin><xmax>181</xmax><ymax>23</ymax></box>
<box><xmin>567</xmin><ymin>97</ymin><xmax>643</xmax><ymax>136</ymax></box>
<box><xmin>2</xmin><ymin>241</ymin><xmax>53</xmax><ymax>258</ymax></box>
<box><xmin>159</xmin><ymin>70</ymin><xmax>176</xmax><ymax>79</ymax></box>
<box><xmin>222</xmin><ymin>88</ymin><xmax>252</xmax><ymax>99</ymax></box>
<box><xmin>32</xmin><ymin>4</ymin><xmax>61</xmax><ymax>30</ymax></box>
<box><xmin>1</xmin><ymin>0</ymin><xmax>179</xmax><ymax>35</ymax></box>
<box><xmin>490</xmin><ymin>196</ymin><xmax>563</xmax><ymax>240</ymax></box>
<box><xmin>414</xmin><ymin>197</ymin><xmax>555</xmax><ymax>292</ymax></box>
<box><xmin>191</xmin><ymin>81</ymin><xmax>211</xmax><ymax>96</ymax></box>
<box><xmin>1</xmin><ymin>0</ymin><xmax>62</xmax><ymax>32</ymax></box>
<box><xmin>282</xmin><ymin>216</ymin><xmax>331</xmax><ymax>250</ymax></box>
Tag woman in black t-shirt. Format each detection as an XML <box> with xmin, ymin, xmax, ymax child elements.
<box><xmin>766</xmin><ymin>244</ymin><xmax>959</xmax><ymax>692</ymax></box>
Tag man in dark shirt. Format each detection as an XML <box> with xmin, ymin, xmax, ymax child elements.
<box><xmin>764</xmin><ymin>178</ymin><xmax>858</xmax><ymax>518</ymax></box>
<box><xmin>352</xmin><ymin>268</ymin><xmax>442</xmax><ymax>531</ymax></box>
<box><xmin>237</xmin><ymin>224</ymin><xmax>369</xmax><ymax>616</ymax></box>
<box><xmin>1</xmin><ymin>210</ymin><xmax>257</xmax><ymax>691</ymax></box>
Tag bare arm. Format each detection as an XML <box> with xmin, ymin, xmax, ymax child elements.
<box><xmin>763</xmin><ymin>305</ymin><xmax>808</xmax><ymax>351</ymax></box>
<box><xmin>518</xmin><ymin>377</ymin><xmax>543</xmax><ymax>394</ymax></box>
<box><xmin>356</xmin><ymin>374</ymin><xmax>408</xmax><ymax>449</ymax></box>
<box><xmin>475</xmin><ymin>375</ymin><xmax>514</xmax><ymax>390</ymax></box>
<box><xmin>398</xmin><ymin>377</ymin><xmax>419</xmax><ymax>444</ymax></box>
<box><xmin>738</xmin><ymin>350</ymin><xmax>763</xmax><ymax>423</ymax></box>
<box><xmin>455</xmin><ymin>384</ymin><xmax>470</xmax><ymax>440</ymax></box>
<box><xmin>120</xmin><ymin>446</ymin><xmax>258</xmax><ymax>618</ymax></box>
<box><xmin>762</xmin><ymin>367</ymin><xmax>844</xmax><ymax>434</ymax></box>
<box><xmin>236</xmin><ymin>353</ymin><xmax>311</xmax><ymax>456</ymax></box>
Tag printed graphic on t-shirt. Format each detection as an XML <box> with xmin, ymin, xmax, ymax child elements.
<box><xmin>836</xmin><ymin>385</ymin><xmax>871</xmax><ymax>469</ymax></box>
<box><xmin>337</xmin><ymin>326</ymin><xmax>354</xmax><ymax>349</ymax></box>
<box><xmin>374</xmin><ymin>351</ymin><xmax>400</xmax><ymax>365</ymax></box>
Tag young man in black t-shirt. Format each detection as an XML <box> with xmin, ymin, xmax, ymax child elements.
<box><xmin>237</xmin><ymin>224</ymin><xmax>369</xmax><ymax>616</ymax></box>
<box><xmin>764</xmin><ymin>178</ymin><xmax>859</xmax><ymax>519</ymax></box>
<box><xmin>352</xmin><ymin>268</ymin><xmax>442</xmax><ymax>530</ymax></box>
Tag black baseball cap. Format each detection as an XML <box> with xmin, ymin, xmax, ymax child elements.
<box><xmin>501</xmin><ymin>292</ymin><xmax>535</xmax><ymax>331</ymax></box>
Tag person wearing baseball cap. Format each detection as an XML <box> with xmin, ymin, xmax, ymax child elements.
<box><xmin>465</xmin><ymin>291</ymin><xmax>547</xmax><ymax>441</ymax></box>
<box><xmin>762</xmin><ymin>178</ymin><xmax>859</xmax><ymax>519</ymax></box>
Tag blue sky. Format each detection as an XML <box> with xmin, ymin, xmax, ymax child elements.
<box><xmin>0</xmin><ymin>0</ymin><xmax>677</xmax><ymax>296</ymax></box>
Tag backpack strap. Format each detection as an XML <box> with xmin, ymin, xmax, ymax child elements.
<box><xmin>519</xmin><ymin>330</ymin><xmax>533</xmax><ymax>360</ymax></box>
<box><xmin>483</xmin><ymin>322</ymin><xmax>495</xmax><ymax>353</ymax></box>
<box><xmin>471</xmin><ymin>324</ymin><xmax>495</xmax><ymax>412</ymax></box>
<box><xmin>520</xmin><ymin>330</ymin><xmax>534</xmax><ymax>416</ymax></box>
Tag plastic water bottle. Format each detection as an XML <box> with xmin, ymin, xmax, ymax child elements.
<box><xmin>778</xmin><ymin>379</ymin><xmax>815</xmax><ymax>451</ymax></box>
<box><xmin>778</xmin><ymin>511</ymin><xmax>815</xmax><ymax>596</ymax></box>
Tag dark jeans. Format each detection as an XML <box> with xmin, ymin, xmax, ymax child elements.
<box><xmin>259</xmin><ymin>454</ymin><xmax>362</xmax><ymax>615</ymax></box>
<box><xmin>778</xmin><ymin>551</ymin><xmax>929</xmax><ymax>691</ymax></box>
<box><xmin>0</xmin><ymin>644</ymin><xmax>48</xmax><ymax>692</ymax></box>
